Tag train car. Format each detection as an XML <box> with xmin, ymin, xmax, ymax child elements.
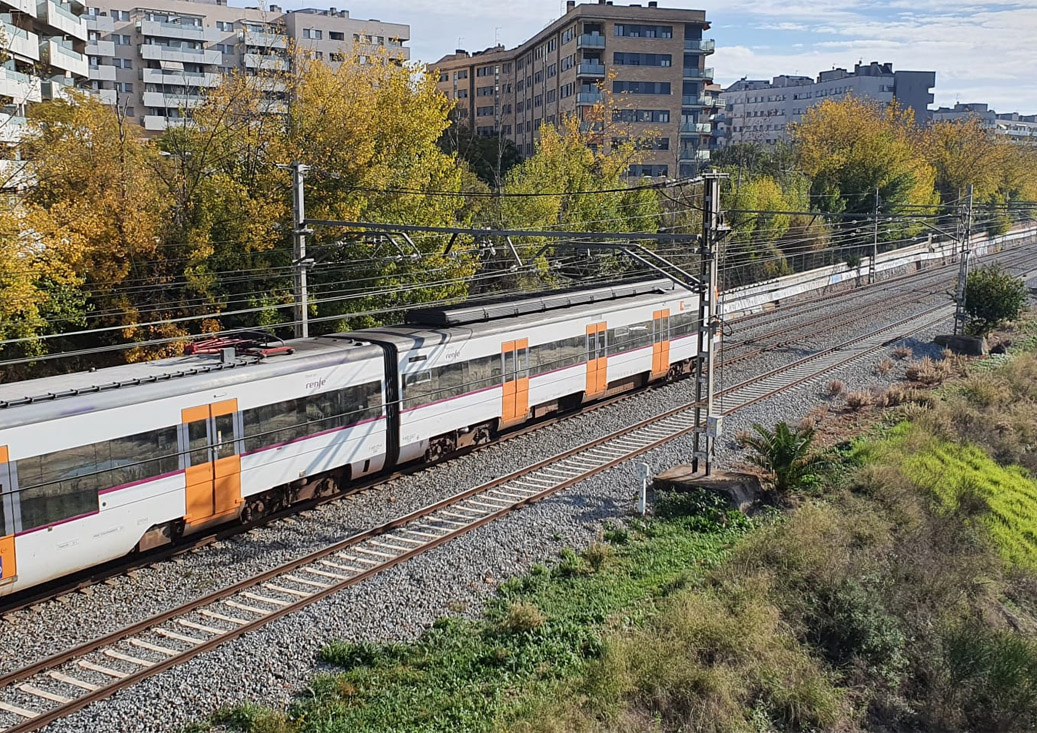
<box><xmin>0</xmin><ymin>278</ymin><xmax>704</xmax><ymax>597</ymax></box>
<box><xmin>0</xmin><ymin>337</ymin><xmax>388</xmax><ymax>596</ymax></box>
<box><xmin>355</xmin><ymin>279</ymin><xmax>701</xmax><ymax>466</ymax></box>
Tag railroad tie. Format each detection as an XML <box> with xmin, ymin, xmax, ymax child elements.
<box><xmin>240</xmin><ymin>591</ymin><xmax>292</xmax><ymax>607</ymax></box>
<box><xmin>198</xmin><ymin>608</ymin><xmax>250</xmax><ymax>626</ymax></box>
<box><xmin>103</xmin><ymin>649</ymin><xmax>155</xmax><ymax>668</ymax></box>
<box><xmin>153</xmin><ymin>628</ymin><xmax>205</xmax><ymax>645</ymax></box>
<box><xmin>261</xmin><ymin>583</ymin><xmax>311</xmax><ymax>598</ymax></box>
<box><xmin>46</xmin><ymin>671</ymin><xmax>99</xmax><ymax>692</ymax></box>
<box><xmin>282</xmin><ymin>574</ymin><xmax>330</xmax><ymax>589</ymax></box>
<box><xmin>77</xmin><ymin>660</ymin><xmax>130</xmax><ymax>679</ymax></box>
<box><xmin>127</xmin><ymin>639</ymin><xmax>179</xmax><ymax>656</ymax></box>
<box><xmin>300</xmin><ymin>567</ymin><xmax>348</xmax><ymax>581</ymax></box>
<box><xmin>17</xmin><ymin>684</ymin><xmax>72</xmax><ymax>704</ymax></box>
<box><xmin>318</xmin><ymin>559</ymin><xmax>366</xmax><ymax>574</ymax></box>
<box><xmin>224</xmin><ymin>599</ymin><xmax>275</xmax><ymax>616</ymax></box>
<box><xmin>0</xmin><ymin>700</ymin><xmax>40</xmax><ymax>719</ymax></box>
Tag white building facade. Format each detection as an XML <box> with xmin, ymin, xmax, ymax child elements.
<box><xmin>932</xmin><ymin>103</ymin><xmax>1037</xmax><ymax>145</ymax></box>
<box><xmin>715</xmin><ymin>61</ymin><xmax>935</xmax><ymax>148</ymax></box>
<box><xmin>80</xmin><ymin>0</ymin><xmax>409</xmax><ymax>132</ymax></box>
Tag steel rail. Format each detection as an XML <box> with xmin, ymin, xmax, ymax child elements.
<box><xmin>0</xmin><ymin>295</ymin><xmax>966</xmax><ymax>733</ymax></box>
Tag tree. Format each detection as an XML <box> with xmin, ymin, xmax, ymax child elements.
<box><xmin>793</xmin><ymin>97</ymin><xmax>938</xmax><ymax>218</ymax></box>
<box><xmin>286</xmin><ymin>53</ymin><xmax>478</xmax><ymax>330</ymax></box>
<box><xmin>438</xmin><ymin>121</ymin><xmax>522</xmax><ymax>189</ymax></box>
<box><xmin>740</xmin><ymin>421</ymin><xmax>825</xmax><ymax>496</ymax></box>
<box><xmin>964</xmin><ymin>265</ymin><xmax>1027</xmax><ymax>336</ymax></box>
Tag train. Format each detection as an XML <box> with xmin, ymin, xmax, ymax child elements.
<box><xmin>0</xmin><ymin>279</ymin><xmax>702</xmax><ymax>597</ymax></box>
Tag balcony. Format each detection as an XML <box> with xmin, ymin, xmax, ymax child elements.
<box><xmin>88</xmin><ymin>63</ymin><xmax>115</xmax><ymax>81</ymax></box>
<box><xmin>0</xmin><ymin>158</ymin><xmax>32</xmax><ymax>189</ymax></box>
<box><xmin>576</xmin><ymin>91</ymin><xmax>603</xmax><ymax>105</ymax></box>
<box><xmin>244</xmin><ymin>52</ymin><xmax>288</xmax><ymax>71</ymax></box>
<box><xmin>142</xmin><ymin>114</ymin><xmax>191</xmax><ymax>132</ymax></box>
<box><xmin>242</xmin><ymin>30</ymin><xmax>287</xmax><ymax>49</ymax></box>
<box><xmin>682</xmin><ymin>66</ymin><xmax>714</xmax><ymax>80</ymax></box>
<box><xmin>41</xmin><ymin>75</ymin><xmax>75</xmax><ymax>100</ymax></box>
<box><xmin>684</xmin><ymin>38</ymin><xmax>715</xmax><ymax>53</ymax></box>
<box><xmin>2</xmin><ymin>0</ymin><xmax>36</xmax><ymax>18</ymax></box>
<box><xmin>2</xmin><ymin>17</ymin><xmax>40</xmax><ymax>61</ymax></box>
<box><xmin>576</xmin><ymin>61</ymin><xmax>605</xmax><ymax>78</ymax></box>
<box><xmin>680</xmin><ymin>122</ymin><xmax>712</xmax><ymax>134</ymax></box>
<box><xmin>84</xmin><ymin>13</ymin><xmax>113</xmax><ymax>32</ymax></box>
<box><xmin>140</xmin><ymin>43</ymin><xmax>221</xmax><ymax>65</ymax></box>
<box><xmin>0</xmin><ymin>66</ymin><xmax>41</xmax><ymax>102</ymax></box>
<box><xmin>682</xmin><ymin>94</ymin><xmax>715</xmax><ymax>107</ymax></box>
<box><xmin>139</xmin><ymin>19</ymin><xmax>217</xmax><ymax>43</ymax></box>
<box><xmin>142</xmin><ymin>68</ymin><xmax>221</xmax><ymax>87</ymax></box>
<box><xmin>38</xmin><ymin>0</ymin><xmax>86</xmax><ymax>41</ymax></box>
<box><xmin>143</xmin><ymin>90</ymin><xmax>205</xmax><ymax>109</ymax></box>
<box><xmin>94</xmin><ymin>87</ymin><xmax>115</xmax><ymax>104</ymax></box>
<box><xmin>576</xmin><ymin>33</ymin><xmax>605</xmax><ymax>49</ymax></box>
<box><xmin>85</xmin><ymin>38</ymin><xmax>114</xmax><ymax>56</ymax></box>
<box><xmin>679</xmin><ymin>148</ymin><xmax>711</xmax><ymax>162</ymax></box>
<box><xmin>43</xmin><ymin>37</ymin><xmax>88</xmax><ymax>77</ymax></box>
<box><xmin>0</xmin><ymin>112</ymin><xmax>27</xmax><ymax>143</ymax></box>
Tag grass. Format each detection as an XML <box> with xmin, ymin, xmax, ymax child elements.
<box><xmin>199</xmin><ymin>496</ymin><xmax>749</xmax><ymax>732</ymax></box>
<box><xmin>197</xmin><ymin>321</ymin><xmax>1037</xmax><ymax>733</ymax></box>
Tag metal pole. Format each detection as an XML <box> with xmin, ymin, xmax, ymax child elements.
<box><xmin>693</xmin><ymin>173</ymin><xmax>723</xmax><ymax>475</ymax></box>
<box><xmin>870</xmin><ymin>186</ymin><xmax>879</xmax><ymax>284</ymax></box>
<box><xmin>290</xmin><ymin>162</ymin><xmax>311</xmax><ymax>339</ymax></box>
<box><xmin>953</xmin><ymin>185</ymin><xmax>974</xmax><ymax>337</ymax></box>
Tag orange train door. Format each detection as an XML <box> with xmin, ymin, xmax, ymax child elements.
<box><xmin>651</xmin><ymin>309</ymin><xmax>671</xmax><ymax>378</ymax></box>
<box><xmin>585</xmin><ymin>322</ymin><xmax>608</xmax><ymax>398</ymax></box>
<box><xmin>501</xmin><ymin>339</ymin><xmax>530</xmax><ymax>425</ymax></box>
<box><xmin>0</xmin><ymin>446</ymin><xmax>15</xmax><ymax>585</ymax></box>
<box><xmin>182</xmin><ymin>400</ymin><xmax>242</xmax><ymax>527</ymax></box>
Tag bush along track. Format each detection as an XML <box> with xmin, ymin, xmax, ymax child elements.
<box><xmin>195</xmin><ymin>317</ymin><xmax>1037</xmax><ymax>733</ymax></box>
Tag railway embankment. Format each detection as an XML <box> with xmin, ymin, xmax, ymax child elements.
<box><xmin>196</xmin><ymin>314</ymin><xmax>1037</xmax><ymax>733</ymax></box>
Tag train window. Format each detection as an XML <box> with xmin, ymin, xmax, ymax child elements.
<box><xmin>463</xmin><ymin>354</ymin><xmax>502</xmax><ymax>389</ymax></box>
<box><xmin>16</xmin><ymin>426</ymin><xmax>181</xmax><ymax>531</ymax></box>
<box><xmin>214</xmin><ymin>414</ymin><xmax>236</xmax><ymax>460</ymax></box>
<box><xmin>243</xmin><ymin>381</ymin><xmax>384</xmax><ymax>452</ymax></box>
<box><xmin>187</xmin><ymin>419</ymin><xmax>210</xmax><ymax>466</ymax></box>
<box><xmin>530</xmin><ymin>336</ymin><xmax>583</xmax><ymax>376</ymax></box>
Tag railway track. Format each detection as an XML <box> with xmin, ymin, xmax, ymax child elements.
<box><xmin>0</xmin><ymin>293</ymin><xmax>970</xmax><ymax>732</ymax></box>
<box><xmin>3</xmin><ymin>233</ymin><xmax>1034</xmax><ymax>616</ymax></box>
<box><xmin>1</xmin><ymin>233</ymin><xmax>1034</xmax><ymax>730</ymax></box>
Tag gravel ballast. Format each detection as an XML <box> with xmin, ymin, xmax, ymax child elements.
<box><xmin>5</xmin><ymin>244</ymin><xmax>1036</xmax><ymax>732</ymax></box>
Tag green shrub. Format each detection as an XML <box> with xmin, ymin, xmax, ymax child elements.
<box><xmin>965</xmin><ymin>264</ymin><xmax>1028</xmax><ymax>336</ymax></box>
<box><xmin>741</xmin><ymin>421</ymin><xmax>826</xmax><ymax>496</ymax></box>
<box><xmin>499</xmin><ymin>602</ymin><xmax>546</xmax><ymax>633</ymax></box>
<box><xmin>582</xmin><ymin>542</ymin><xmax>614</xmax><ymax>572</ymax></box>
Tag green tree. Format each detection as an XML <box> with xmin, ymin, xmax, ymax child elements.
<box><xmin>741</xmin><ymin>421</ymin><xmax>825</xmax><ymax>496</ymax></box>
<box><xmin>438</xmin><ymin>120</ymin><xmax>522</xmax><ymax>189</ymax></box>
<box><xmin>964</xmin><ymin>265</ymin><xmax>1027</xmax><ymax>336</ymax></box>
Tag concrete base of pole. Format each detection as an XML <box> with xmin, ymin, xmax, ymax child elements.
<box><xmin>934</xmin><ymin>334</ymin><xmax>988</xmax><ymax>356</ymax></box>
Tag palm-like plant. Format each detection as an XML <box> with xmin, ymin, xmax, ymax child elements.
<box><xmin>741</xmin><ymin>421</ymin><xmax>825</xmax><ymax>495</ymax></box>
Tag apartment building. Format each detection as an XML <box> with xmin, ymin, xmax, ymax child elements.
<box><xmin>933</xmin><ymin>103</ymin><xmax>1037</xmax><ymax>144</ymax></box>
<box><xmin>432</xmin><ymin>0</ymin><xmax>716</xmax><ymax>179</ymax></box>
<box><xmin>715</xmin><ymin>62</ymin><xmax>936</xmax><ymax>148</ymax></box>
<box><xmin>80</xmin><ymin>0</ymin><xmax>409</xmax><ymax>132</ymax></box>
<box><xmin>1</xmin><ymin>0</ymin><xmax>89</xmax><ymax>169</ymax></box>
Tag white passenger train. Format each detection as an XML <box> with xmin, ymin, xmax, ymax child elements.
<box><xmin>0</xmin><ymin>280</ymin><xmax>701</xmax><ymax>596</ymax></box>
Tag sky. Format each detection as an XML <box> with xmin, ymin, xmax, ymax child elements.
<box><xmin>266</xmin><ymin>0</ymin><xmax>1037</xmax><ymax>114</ymax></box>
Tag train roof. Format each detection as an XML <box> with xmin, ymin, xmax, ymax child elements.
<box><xmin>357</xmin><ymin>279</ymin><xmax>694</xmax><ymax>348</ymax></box>
<box><xmin>405</xmin><ymin>278</ymin><xmax>680</xmax><ymax>327</ymax></box>
<box><xmin>0</xmin><ymin>336</ymin><xmax>382</xmax><ymax>422</ymax></box>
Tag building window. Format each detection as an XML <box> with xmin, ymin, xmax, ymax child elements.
<box><xmin>439</xmin><ymin>71</ymin><xmax>448</xmax><ymax>82</ymax></box>
<box><xmin>614</xmin><ymin>24</ymin><xmax>673</xmax><ymax>38</ymax></box>
<box><xmin>614</xmin><ymin>52</ymin><xmax>672</xmax><ymax>67</ymax></box>
<box><xmin>455</xmin><ymin>69</ymin><xmax>468</xmax><ymax>80</ymax></box>
<box><xmin>303</xmin><ymin>28</ymin><xmax>322</xmax><ymax>40</ymax></box>
<box><xmin>613</xmin><ymin>81</ymin><xmax>671</xmax><ymax>95</ymax></box>
<box><xmin>115</xmin><ymin>34</ymin><xmax>131</xmax><ymax>45</ymax></box>
<box><xmin>628</xmin><ymin>164</ymin><xmax>669</xmax><ymax>177</ymax></box>
<box><xmin>330</xmin><ymin>31</ymin><xmax>344</xmax><ymax>41</ymax></box>
<box><xmin>477</xmin><ymin>85</ymin><xmax>495</xmax><ymax>97</ymax></box>
<box><xmin>216</xmin><ymin>21</ymin><xmax>233</xmax><ymax>31</ymax></box>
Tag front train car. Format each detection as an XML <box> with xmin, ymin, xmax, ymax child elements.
<box><xmin>0</xmin><ymin>336</ymin><xmax>388</xmax><ymax>597</ymax></box>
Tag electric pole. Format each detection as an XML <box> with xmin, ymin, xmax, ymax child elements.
<box><xmin>952</xmin><ymin>184</ymin><xmax>975</xmax><ymax>337</ymax></box>
<box><xmin>869</xmin><ymin>186</ymin><xmax>879</xmax><ymax>284</ymax></box>
<box><xmin>286</xmin><ymin>162</ymin><xmax>312</xmax><ymax>339</ymax></box>
<box><xmin>693</xmin><ymin>172</ymin><xmax>727</xmax><ymax>476</ymax></box>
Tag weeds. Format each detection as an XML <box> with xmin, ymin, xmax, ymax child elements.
<box><xmin>500</xmin><ymin>602</ymin><xmax>546</xmax><ymax>633</ymax></box>
<box><xmin>827</xmin><ymin>379</ymin><xmax>846</xmax><ymax>397</ymax></box>
<box><xmin>877</xmin><ymin>358</ymin><xmax>895</xmax><ymax>376</ymax></box>
<box><xmin>892</xmin><ymin>345</ymin><xmax>914</xmax><ymax>360</ymax></box>
<box><xmin>845</xmin><ymin>390</ymin><xmax>873</xmax><ymax>411</ymax></box>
